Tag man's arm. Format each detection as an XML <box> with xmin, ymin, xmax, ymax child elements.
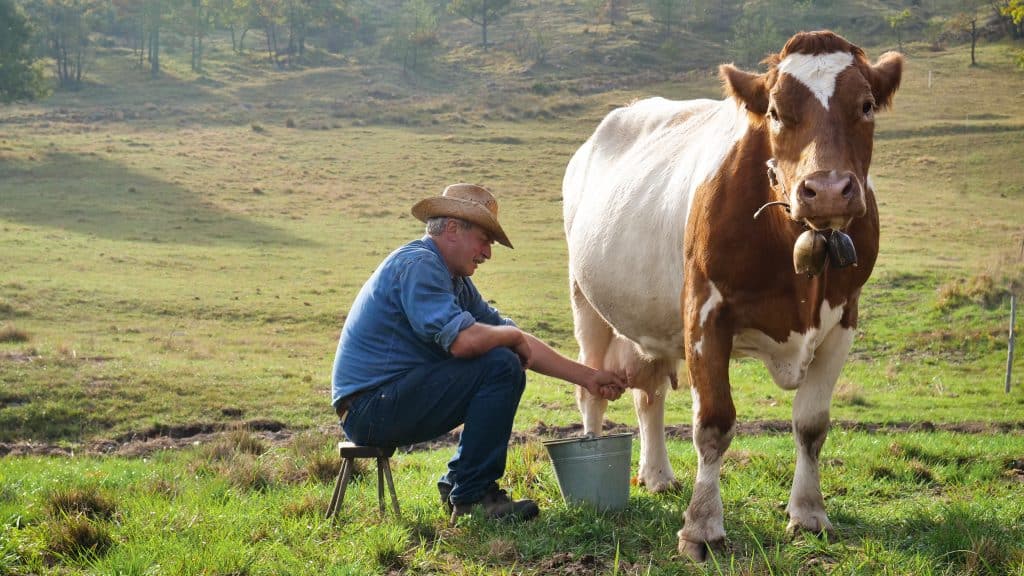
<box><xmin>449</xmin><ymin>322</ymin><xmax>532</xmax><ymax>367</ymax></box>
<box><xmin>449</xmin><ymin>324</ymin><xmax>623</xmax><ymax>399</ymax></box>
<box><xmin>522</xmin><ymin>332</ymin><xmax>625</xmax><ymax>400</ymax></box>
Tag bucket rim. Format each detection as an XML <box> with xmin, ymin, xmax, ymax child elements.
<box><xmin>541</xmin><ymin>432</ymin><xmax>633</xmax><ymax>447</ymax></box>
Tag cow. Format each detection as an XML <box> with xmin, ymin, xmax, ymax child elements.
<box><xmin>562</xmin><ymin>31</ymin><xmax>902</xmax><ymax>561</ymax></box>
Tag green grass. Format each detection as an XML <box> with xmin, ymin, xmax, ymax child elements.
<box><xmin>0</xmin><ymin>19</ymin><xmax>1023</xmax><ymax>575</ymax></box>
<box><xmin>1</xmin><ymin>432</ymin><xmax>1022</xmax><ymax>574</ymax></box>
<box><xmin>1</xmin><ymin>41</ymin><xmax>1021</xmax><ymax>443</ymax></box>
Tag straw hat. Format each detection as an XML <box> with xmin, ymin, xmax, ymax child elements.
<box><xmin>411</xmin><ymin>183</ymin><xmax>513</xmax><ymax>248</ymax></box>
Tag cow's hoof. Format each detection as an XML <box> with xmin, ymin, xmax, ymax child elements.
<box><xmin>635</xmin><ymin>474</ymin><xmax>680</xmax><ymax>494</ymax></box>
<box><xmin>676</xmin><ymin>534</ymin><xmax>724</xmax><ymax>562</ymax></box>
<box><xmin>786</xmin><ymin>515</ymin><xmax>835</xmax><ymax>539</ymax></box>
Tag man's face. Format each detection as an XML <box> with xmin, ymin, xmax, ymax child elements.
<box><xmin>448</xmin><ymin>222</ymin><xmax>493</xmax><ymax>277</ymax></box>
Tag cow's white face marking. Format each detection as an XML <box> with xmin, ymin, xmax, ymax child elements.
<box><xmin>694</xmin><ymin>281</ymin><xmax>724</xmax><ymax>357</ymax></box>
<box><xmin>777</xmin><ymin>52</ymin><xmax>854</xmax><ymax>110</ymax></box>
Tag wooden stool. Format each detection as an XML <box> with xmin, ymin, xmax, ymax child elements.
<box><xmin>325</xmin><ymin>442</ymin><xmax>401</xmax><ymax>519</ymax></box>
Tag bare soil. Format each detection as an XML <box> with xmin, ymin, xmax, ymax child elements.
<box><xmin>1</xmin><ymin>418</ymin><xmax>1022</xmax><ymax>459</ymax></box>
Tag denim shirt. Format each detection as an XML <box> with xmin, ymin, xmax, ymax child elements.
<box><xmin>331</xmin><ymin>236</ymin><xmax>514</xmax><ymax>407</ymax></box>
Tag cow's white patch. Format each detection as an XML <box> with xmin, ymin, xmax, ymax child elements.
<box><xmin>778</xmin><ymin>52</ymin><xmax>854</xmax><ymax>110</ymax></box>
<box><xmin>731</xmin><ymin>299</ymin><xmax>846</xmax><ymax>389</ymax></box>
<box><xmin>694</xmin><ymin>281</ymin><xmax>724</xmax><ymax>357</ymax></box>
<box><xmin>564</xmin><ymin>96</ymin><xmax>748</xmax><ymax>360</ymax></box>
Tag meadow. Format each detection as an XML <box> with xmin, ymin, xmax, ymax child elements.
<box><xmin>1</xmin><ymin>27</ymin><xmax>1023</xmax><ymax>575</ymax></box>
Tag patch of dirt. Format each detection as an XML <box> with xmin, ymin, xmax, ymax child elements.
<box><xmin>0</xmin><ymin>419</ymin><xmax>1021</xmax><ymax>459</ymax></box>
<box><xmin>536</xmin><ymin>552</ymin><xmax>603</xmax><ymax>576</ymax></box>
<box><xmin>0</xmin><ymin>352</ymin><xmax>41</xmax><ymax>362</ymax></box>
<box><xmin>1007</xmin><ymin>459</ymin><xmax>1024</xmax><ymax>482</ymax></box>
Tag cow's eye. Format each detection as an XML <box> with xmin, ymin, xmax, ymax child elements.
<box><xmin>861</xmin><ymin>100</ymin><xmax>876</xmax><ymax>119</ymax></box>
<box><xmin>768</xmin><ymin>107</ymin><xmax>780</xmax><ymax>124</ymax></box>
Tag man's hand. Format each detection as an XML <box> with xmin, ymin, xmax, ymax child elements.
<box><xmin>512</xmin><ymin>332</ymin><xmax>533</xmax><ymax>370</ymax></box>
<box><xmin>584</xmin><ymin>369</ymin><xmax>626</xmax><ymax>400</ymax></box>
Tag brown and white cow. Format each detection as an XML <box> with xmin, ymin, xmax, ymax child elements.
<box><xmin>562</xmin><ymin>31</ymin><xmax>902</xmax><ymax>560</ymax></box>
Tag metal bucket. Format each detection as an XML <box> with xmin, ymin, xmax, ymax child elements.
<box><xmin>542</xmin><ymin>432</ymin><xmax>632</xmax><ymax>511</ymax></box>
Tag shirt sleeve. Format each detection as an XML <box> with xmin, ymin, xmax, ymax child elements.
<box><xmin>398</xmin><ymin>256</ymin><xmax>475</xmax><ymax>353</ymax></box>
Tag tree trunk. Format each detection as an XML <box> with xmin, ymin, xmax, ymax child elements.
<box><xmin>75</xmin><ymin>42</ymin><xmax>82</xmax><ymax>89</ymax></box>
<box><xmin>970</xmin><ymin>20</ymin><xmax>977</xmax><ymax>66</ymax></box>
<box><xmin>151</xmin><ymin>25</ymin><xmax>160</xmax><ymax>77</ymax></box>
<box><xmin>482</xmin><ymin>12</ymin><xmax>489</xmax><ymax>50</ymax></box>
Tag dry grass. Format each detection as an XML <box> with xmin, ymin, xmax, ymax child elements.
<box><xmin>0</xmin><ymin>324</ymin><xmax>30</xmax><ymax>343</ymax></box>
<box><xmin>44</xmin><ymin>486</ymin><xmax>117</xmax><ymax>521</ymax></box>
<box><xmin>44</xmin><ymin>514</ymin><xmax>114</xmax><ymax>561</ymax></box>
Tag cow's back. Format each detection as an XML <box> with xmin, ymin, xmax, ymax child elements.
<box><xmin>563</xmin><ymin>96</ymin><xmax>748</xmax><ymax>359</ymax></box>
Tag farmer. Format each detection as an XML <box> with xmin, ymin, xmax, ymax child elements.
<box><xmin>331</xmin><ymin>183</ymin><xmax>626</xmax><ymax>523</ymax></box>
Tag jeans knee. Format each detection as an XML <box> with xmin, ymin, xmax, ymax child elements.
<box><xmin>481</xmin><ymin>347</ymin><xmax>526</xmax><ymax>395</ymax></box>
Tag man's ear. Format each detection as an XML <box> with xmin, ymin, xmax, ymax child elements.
<box><xmin>441</xmin><ymin>218</ymin><xmax>460</xmax><ymax>241</ymax></box>
<box><xmin>720</xmin><ymin>64</ymin><xmax>769</xmax><ymax>115</ymax></box>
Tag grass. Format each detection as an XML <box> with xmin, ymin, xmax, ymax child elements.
<box><xmin>1</xmin><ymin>432</ymin><xmax>1022</xmax><ymax>574</ymax></box>
<box><xmin>0</xmin><ymin>15</ymin><xmax>1022</xmax><ymax>575</ymax></box>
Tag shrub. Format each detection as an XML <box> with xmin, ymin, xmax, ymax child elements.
<box><xmin>45</xmin><ymin>487</ymin><xmax>117</xmax><ymax>521</ymax></box>
<box><xmin>0</xmin><ymin>325</ymin><xmax>29</xmax><ymax>343</ymax></box>
<box><xmin>936</xmin><ymin>273</ymin><xmax>1013</xmax><ymax>310</ymax></box>
<box><xmin>45</xmin><ymin>514</ymin><xmax>114</xmax><ymax>561</ymax></box>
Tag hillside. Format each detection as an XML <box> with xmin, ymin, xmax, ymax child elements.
<box><xmin>8</xmin><ymin>0</ymin><xmax>1021</xmax><ymax>128</ymax></box>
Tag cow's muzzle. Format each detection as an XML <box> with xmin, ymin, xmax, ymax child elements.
<box><xmin>790</xmin><ymin>170</ymin><xmax>866</xmax><ymax>231</ymax></box>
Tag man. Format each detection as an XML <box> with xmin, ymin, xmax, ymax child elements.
<box><xmin>331</xmin><ymin>183</ymin><xmax>626</xmax><ymax>524</ymax></box>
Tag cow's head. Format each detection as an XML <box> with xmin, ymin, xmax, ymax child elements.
<box><xmin>721</xmin><ymin>31</ymin><xmax>903</xmax><ymax>231</ymax></box>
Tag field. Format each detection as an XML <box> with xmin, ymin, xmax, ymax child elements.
<box><xmin>1</xmin><ymin>25</ymin><xmax>1023</xmax><ymax>575</ymax></box>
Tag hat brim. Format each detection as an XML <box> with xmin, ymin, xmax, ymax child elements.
<box><xmin>411</xmin><ymin>197</ymin><xmax>513</xmax><ymax>249</ymax></box>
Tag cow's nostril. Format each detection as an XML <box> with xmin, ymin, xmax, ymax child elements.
<box><xmin>801</xmin><ymin>186</ymin><xmax>817</xmax><ymax>199</ymax></box>
<box><xmin>841</xmin><ymin>178</ymin><xmax>854</xmax><ymax>199</ymax></box>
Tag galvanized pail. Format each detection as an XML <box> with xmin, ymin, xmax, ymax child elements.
<box><xmin>542</xmin><ymin>432</ymin><xmax>632</xmax><ymax>511</ymax></box>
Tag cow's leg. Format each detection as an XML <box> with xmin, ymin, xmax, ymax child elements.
<box><xmin>570</xmin><ymin>279</ymin><xmax>613</xmax><ymax>436</ymax></box>
<box><xmin>626</xmin><ymin>355</ymin><xmax>677</xmax><ymax>493</ymax></box>
<box><xmin>787</xmin><ymin>325</ymin><xmax>853</xmax><ymax>536</ymax></box>
<box><xmin>678</xmin><ymin>280</ymin><xmax>735</xmax><ymax>562</ymax></box>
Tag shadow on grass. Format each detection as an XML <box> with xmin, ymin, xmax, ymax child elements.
<box><xmin>0</xmin><ymin>151</ymin><xmax>311</xmax><ymax>247</ymax></box>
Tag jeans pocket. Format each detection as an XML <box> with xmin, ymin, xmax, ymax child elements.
<box><xmin>343</xmin><ymin>392</ymin><xmax>377</xmax><ymax>445</ymax></box>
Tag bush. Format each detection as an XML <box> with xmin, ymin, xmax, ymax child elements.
<box><xmin>0</xmin><ymin>324</ymin><xmax>29</xmax><ymax>343</ymax></box>
<box><xmin>45</xmin><ymin>487</ymin><xmax>117</xmax><ymax>521</ymax></box>
<box><xmin>45</xmin><ymin>514</ymin><xmax>113</xmax><ymax>561</ymax></box>
<box><xmin>936</xmin><ymin>273</ymin><xmax>1016</xmax><ymax>310</ymax></box>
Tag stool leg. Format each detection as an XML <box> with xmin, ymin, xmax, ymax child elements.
<box><xmin>376</xmin><ymin>459</ymin><xmax>385</xmax><ymax>515</ymax></box>
<box><xmin>381</xmin><ymin>457</ymin><xmax>401</xmax><ymax>518</ymax></box>
<box><xmin>326</xmin><ymin>458</ymin><xmax>353</xmax><ymax>520</ymax></box>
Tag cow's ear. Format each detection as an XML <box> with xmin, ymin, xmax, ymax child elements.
<box><xmin>720</xmin><ymin>64</ymin><xmax>768</xmax><ymax>115</ymax></box>
<box><xmin>869</xmin><ymin>51</ymin><xmax>903</xmax><ymax>110</ymax></box>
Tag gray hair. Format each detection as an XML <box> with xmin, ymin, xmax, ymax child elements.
<box><xmin>426</xmin><ymin>217</ymin><xmax>473</xmax><ymax>236</ymax></box>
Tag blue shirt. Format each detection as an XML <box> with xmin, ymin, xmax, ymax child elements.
<box><xmin>331</xmin><ymin>236</ymin><xmax>514</xmax><ymax>407</ymax></box>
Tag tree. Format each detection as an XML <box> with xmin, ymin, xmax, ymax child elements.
<box><xmin>730</xmin><ymin>1</ymin><xmax>788</xmax><ymax>67</ymax></box>
<box><xmin>581</xmin><ymin>0</ymin><xmax>630</xmax><ymax>27</ymax></box>
<box><xmin>948</xmin><ymin>10</ymin><xmax>982</xmax><ymax>66</ymax></box>
<box><xmin>0</xmin><ymin>0</ymin><xmax>47</xmax><ymax>102</ymax></box>
<box><xmin>887</xmin><ymin>8</ymin><xmax>911</xmax><ymax>53</ymax></box>
<box><xmin>448</xmin><ymin>0</ymin><xmax>513</xmax><ymax>50</ymax></box>
<box><xmin>1001</xmin><ymin>0</ymin><xmax>1024</xmax><ymax>67</ymax></box>
<box><xmin>1000</xmin><ymin>0</ymin><xmax>1024</xmax><ymax>37</ymax></box>
<box><xmin>189</xmin><ymin>0</ymin><xmax>214</xmax><ymax>72</ymax></box>
<box><xmin>388</xmin><ymin>0</ymin><xmax>438</xmax><ymax>75</ymax></box>
<box><xmin>28</xmin><ymin>0</ymin><xmax>100</xmax><ymax>90</ymax></box>
<box><xmin>143</xmin><ymin>0</ymin><xmax>165</xmax><ymax>77</ymax></box>
<box><xmin>646</xmin><ymin>0</ymin><xmax>685</xmax><ymax>38</ymax></box>
<box><xmin>946</xmin><ymin>0</ymin><xmax>995</xmax><ymax>66</ymax></box>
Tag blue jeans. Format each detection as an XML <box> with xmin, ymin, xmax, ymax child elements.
<box><xmin>341</xmin><ymin>347</ymin><xmax>526</xmax><ymax>505</ymax></box>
